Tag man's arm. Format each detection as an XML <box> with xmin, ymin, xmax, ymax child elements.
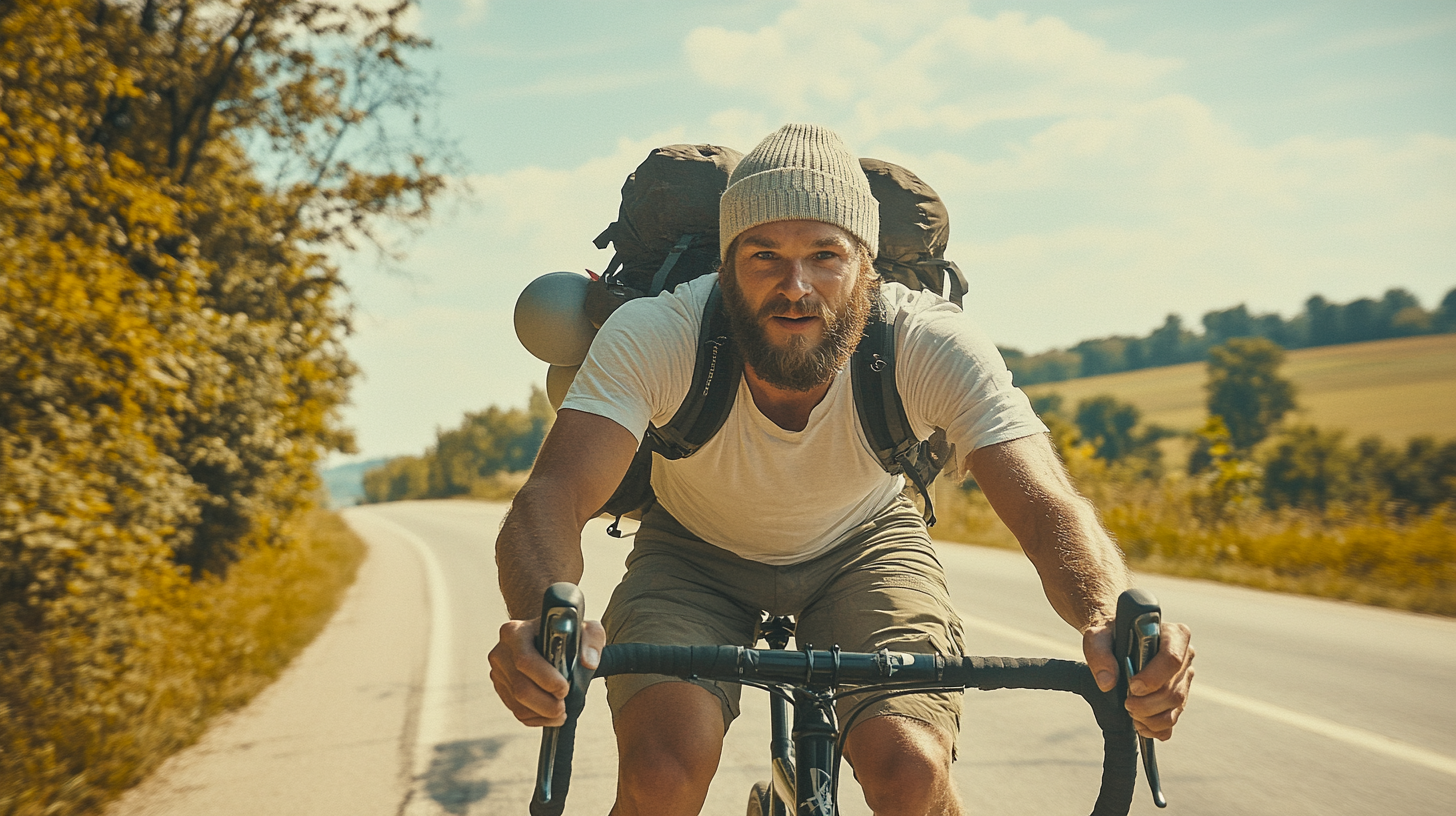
<box><xmin>489</xmin><ymin>408</ymin><xmax>639</xmax><ymax>726</ymax></box>
<box><xmin>968</xmin><ymin>433</ymin><xmax>1194</xmax><ymax>740</ymax></box>
<box><xmin>968</xmin><ymin>434</ymin><xmax>1131</xmax><ymax>629</ymax></box>
<box><xmin>496</xmin><ymin>408</ymin><xmax>639</xmax><ymax>617</ymax></box>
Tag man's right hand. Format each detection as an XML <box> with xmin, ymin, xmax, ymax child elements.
<box><xmin>488</xmin><ymin>616</ymin><xmax>606</xmax><ymax>727</ymax></box>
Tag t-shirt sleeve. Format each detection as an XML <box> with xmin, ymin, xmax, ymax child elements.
<box><xmin>558</xmin><ymin>287</ymin><xmax>700</xmax><ymax>441</ymax></box>
<box><xmin>892</xmin><ymin>289</ymin><xmax>1049</xmax><ymax>475</ymax></box>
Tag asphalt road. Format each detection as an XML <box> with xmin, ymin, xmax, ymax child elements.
<box><xmin>107</xmin><ymin>499</ymin><xmax>1456</xmax><ymax>816</ymax></box>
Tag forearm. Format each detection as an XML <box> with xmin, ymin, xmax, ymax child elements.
<box><xmin>495</xmin><ymin>478</ymin><xmax>589</xmax><ymax>619</ymax></box>
<box><xmin>971</xmin><ymin>435</ymin><xmax>1132</xmax><ymax>631</ymax></box>
<box><xmin>1015</xmin><ymin>491</ymin><xmax>1131</xmax><ymax>631</ymax></box>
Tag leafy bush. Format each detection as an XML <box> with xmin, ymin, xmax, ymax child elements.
<box><xmin>1</xmin><ymin>2</ymin><xmax>446</xmax><ymax>812</ymax></box>
<box><xmin>0</xmin><ymin>510</ymin><xmax>366</xmax><ymax>816</ymax></box>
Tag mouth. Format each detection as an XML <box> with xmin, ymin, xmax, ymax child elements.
<box><xmin>769</xmin><ymin>314</ymin><xmax>821</xmax><ymax>331</ymax></box>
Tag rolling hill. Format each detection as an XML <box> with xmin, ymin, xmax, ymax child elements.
<box><xmin>1024</xmin><ymin>333</ymin><xmax>1456</xmax><ymax>441</ymax></box>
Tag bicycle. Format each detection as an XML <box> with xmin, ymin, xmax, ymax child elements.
<box><xmin>528</xmin><ymin>583</ymin><xmax>1168</xmax><ymax>816</ymax></box>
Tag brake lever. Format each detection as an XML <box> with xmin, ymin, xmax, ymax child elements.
<box><xmin>1114</xmin><ymin>588</ymin><xmax>1168</xmax><ymax>808</ymax></box>
<box><xmin>532</xmin><ymin>583</ymin><xmax>584</xmax><ymax>815</ymax></box>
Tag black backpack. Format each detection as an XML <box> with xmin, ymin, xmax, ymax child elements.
<box><xmin>582</xmin><ymin>145</ymin><xmax>964</xmax><ymax>534</ymax></box>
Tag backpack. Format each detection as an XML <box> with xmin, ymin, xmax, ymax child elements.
<box><xmin>580</xmin><ymin>145</ymin><xmax>963</xmax><ymax>534</ymax></box>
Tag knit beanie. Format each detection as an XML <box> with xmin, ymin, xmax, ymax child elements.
<box><xmin>719</xmin><ymin>123</ymin><xmax>879</xmax><ymax>261</ymax></box>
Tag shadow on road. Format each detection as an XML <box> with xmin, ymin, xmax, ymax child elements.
<box><xmin>422</xmin><ymin>738</ymin><xmax>511</xmax><ymax>814</ymax></box>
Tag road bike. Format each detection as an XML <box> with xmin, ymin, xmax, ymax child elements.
<box><xmin>528</xmin><ymin>583</ymin><xmax>1167</xmax><ymax>816</ymax></box>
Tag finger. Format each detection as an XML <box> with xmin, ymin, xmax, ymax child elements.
<box><xmin>581</xmin><ymin>619</ymin><xmax>606</xmax><ymax>670</ymax></box>
<box><xmin>1080</xmin><ymin>624</ymin><xmax>1119</xmax><ymax>692</ymax></box>
<box><xmin>1129</xmin><ymin>622</ymin><xmax>1194</xmax><ymax>696</ymax></box>
<box><xmin>502</xmin><ymin>619</ymin><xmax>571</xmax><ymax>698</ymax></box>
<box><xmin>1128</xmin><ymin>663</ymin><xmax>1195</xmax><ymax>740</ymax></box>
<box><xmin>489</xmin><ymin>663</ymin><xmax>566</xmax><ymax>726</ymax></box>
<box><xmin>488</xmin><ymin>649</ymin><xmax>568</xmax><ymax>724</ymax></box>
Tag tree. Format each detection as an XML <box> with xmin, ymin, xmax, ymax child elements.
<box><xmin>1305</xmin><ymin>295</ymin><xmax>1341</xmax><ymax>346</ymax></box>
<box><xmin>1201</xmin><ymin>304</ymin><xmax>1254</xmax><ymax>346</ymax></box>
<box><xmin>1074</xmin><ymin>395</ymin><xmax>1141</xmax><ymax>462</ymax></box>
<box><xmin>1204</xmin><ymin>337</ymin><xmax>1297</xmax><ymax>451</ymax></box>
<box><xmin>364</xmin><ymin>388</ymin><xmax>555</xmax><ymax>502</ymax></box>
<box><xmin>1260</xmin><ymin>426</ymin><xmax>1352</xmax><ymax>510</ymax></box>
<box><xmin>1433</xmin><ymin>287</ymin><xmax>1456</xmax><ymax>333</ymax></box>
<box><xmin>1147</xmin><ymin>313</ymin><xmax>1194</xmax><ymax>367</ymax></box>
<box><xmin>2</xmin><ymin>3</ymin><xmax>450</xmax><ymax>807</ymax></box>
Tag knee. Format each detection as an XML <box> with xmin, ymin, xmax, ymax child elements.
<box><xmin>846</xmin><ymin>717</ymin><xmax>957</xmax><ymax>816</ymax></box>
<box><xmin>614</xmin><ymin>683</ymin><xmax>724</xmax><ymax>813</ymax></box>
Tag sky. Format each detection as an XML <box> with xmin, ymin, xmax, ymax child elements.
<box><xmin>331</xmin><ymin>0</ymin><xmax>1456</xmax><ymax>465</ymax></box>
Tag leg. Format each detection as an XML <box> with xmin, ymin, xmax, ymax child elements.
<box><xmin>601</xmin><ymin>506</ymin><xmax>771</xmax><ymax>814</ymax></box>
<box><xmin>611</xmin><ymin>681</ymin><xmax>727</xmax><ymax>816</ymax></box>
<box><xmin>843</xmin><ymin>715</ymin><xmax>965</xmax><ymax>816</ymax></box>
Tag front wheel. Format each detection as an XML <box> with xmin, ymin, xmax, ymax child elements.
<box><xmin>747</xmin><ymin>780</ymin><xmax>772</xmax><ymax>816</ymax></box>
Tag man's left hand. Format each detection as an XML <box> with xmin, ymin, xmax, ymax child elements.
<box><xmin>1082</xmin><ymin>621</ymin><xmax>1195</xmax><ymax>740</ymax></box>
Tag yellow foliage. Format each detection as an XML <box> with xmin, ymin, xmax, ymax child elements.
<box><xmin>2</xmin><ymin>2</ymin><xmax>447</xmax><ymax>813</ymax></box>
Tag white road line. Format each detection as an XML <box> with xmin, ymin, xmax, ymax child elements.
<box><xmin>361</xmin><ymin>511</ymin><xmax>454</xmax><ymax>815</ymax></box>
<box><xmin>959</xmin><ymin>613</ymin><xmax>1456</xmax><ymax>778</ymax></box>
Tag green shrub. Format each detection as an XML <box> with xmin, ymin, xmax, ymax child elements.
<box><xmin>0</xmin><ymin>510</ymin><xmax>365</xmax><ymax>816</ymax></box>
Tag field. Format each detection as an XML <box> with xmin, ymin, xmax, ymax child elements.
<box><xmin>1024</xmin><ymin>333</ymin><xmax>1456</xmax><ymax>441</ymax></box>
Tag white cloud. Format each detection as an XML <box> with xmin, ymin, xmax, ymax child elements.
<box><xmin>681</xmin><ymin>2</ymin><xmax>1455</xmax><ymax>352</ymax></box>
<box><xmin>685</xmin><ymin>1</ymin><xmax>1181</xmax><ymax>140</ymax></box>
<box><xmin>339</xmin><ymin>131</ymin><xmax>697</xmax><ymax>459</ymax></box>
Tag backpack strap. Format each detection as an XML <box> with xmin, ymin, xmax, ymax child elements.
<box><xmin>649</xmin><ymin>233</ymin><xmax>698</xmax><ymax>296</ymax></box>
<box><xmin>599</xmin><ymin>283</ymin><xmax>740</xmax><ymax>536</ymax></box>
<box><xmin>851</xmin><ymin>294</ymin><xmax>946</xmax><ymax>526</ymax></box>
<box><xmin>644</xmin><ymin>282</ymin><xmax>741</xmax><ymax>460</ymax></box>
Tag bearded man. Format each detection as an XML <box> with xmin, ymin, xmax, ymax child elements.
<box><xmin>490</xmin><ymin>123</ymin><xmax>1195</xmax><ymax>816</ymax></box>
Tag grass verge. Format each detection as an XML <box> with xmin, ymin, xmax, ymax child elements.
<box><xmin>932</xmin><ymin>483</ymin><xmax>1456</xmax><ymax>617</ymax></box>
<box><xmin>0</xmin><ymin>509</ymin><xmax>366</xmax><ymax>816</ymax></box>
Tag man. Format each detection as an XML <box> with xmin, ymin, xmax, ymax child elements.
<box><xmin>490</xmin><ymin>123</ymin><xmax>1194</xmax><ymax>816</ymax></box>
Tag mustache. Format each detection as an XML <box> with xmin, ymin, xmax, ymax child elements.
<box><xmin>758</xmin><ymin>296</ymin><xmax>828</xmax><ymax>321</ymax></box>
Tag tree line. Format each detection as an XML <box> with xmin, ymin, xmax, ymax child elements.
<box><xmin>1</xmin><ymin>2</ymin><xmax>445</xmax><ymax>811</ymax></box>
<box><xmin>362</xmin><ymin>388</ymin><xmax>554</xmax><ymax>503</ymax></box>
<box><xmin>1004</xmin><ymin>286</ymin><xmax>1456</xmax><ymax>385</ymax></box>
<box><xmin>1030</xmin><ymin>337</ymin><xmax>1455</xmax><ymax>517</ymax></box>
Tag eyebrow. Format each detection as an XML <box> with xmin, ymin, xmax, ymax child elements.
<box><xmin>739</xmin><ymin>234</ymin><xmax>850</xmax><ymax>250</ymax></box>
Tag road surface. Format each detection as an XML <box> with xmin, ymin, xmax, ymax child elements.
<box><xmin>107</xmin><ymin>499</ymin><xmax>1456</xmax><ymax>815</ymax></box>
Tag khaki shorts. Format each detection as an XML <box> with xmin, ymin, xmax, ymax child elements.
<box><xmin>602</xmin><ymin>495</ymin><xmax>966</xmax><ymax>741</ymax></box>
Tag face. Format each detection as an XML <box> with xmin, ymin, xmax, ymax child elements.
<box><xmin>720</xmin><ymin>219</ymin><xmax>878</xmax><ymax>392</ymax></box>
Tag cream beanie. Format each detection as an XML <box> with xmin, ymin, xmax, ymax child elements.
<box><xmin>719</xmin><ymin>123</ymin><xmax>879</xmax><ymax>260</ymax></box>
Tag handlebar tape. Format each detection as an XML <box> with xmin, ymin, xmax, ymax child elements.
<box><xmin>941</xmin><ymin>656</ymin><xmax>1138</xmax><ymax>816</ymax></box>
<box><xmin>596</xmin><ymin>643</ymin><xmax>743</xmax><ymax>679</ymax></box>
<box><xmin>528</xmin><ymin>661</ymin><xmax>592</xmax><ymax>816</ymax></box>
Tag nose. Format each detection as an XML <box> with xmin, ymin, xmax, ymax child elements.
<box><xmin>780</xmin><ymin>259</ymin><xmax>814</xmax><ymax>301</ymax></box>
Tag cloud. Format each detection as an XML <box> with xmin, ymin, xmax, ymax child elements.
<box><xmin>685</xmin><ymin>0</ymin><xmax>1182</xmax><ymax>140</ymax></box>
<box><xmin>457</xmin><ymin>0</ymin><xmax>489</xmax><ymax>26</ymax></box>
<box><xmin>679</xmin><ymin>2</ymin><xmax>1455</xmax><ymax>352</ymax></box>
<box><xmin>340</xmin><ymin>132</ymin><xmax>693</xmax><ymax>458</ymax></box>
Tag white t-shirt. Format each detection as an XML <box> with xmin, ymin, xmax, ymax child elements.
<box><xmin>562</xmin><ymin>274</ymin><xmax>1047</xmax><ymax>565</ymax></box>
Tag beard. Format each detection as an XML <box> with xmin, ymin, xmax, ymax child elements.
<box><xmin>720</xmin><ymin>250</ymin><xmax>878</xmax><ymax>392</ymax></box>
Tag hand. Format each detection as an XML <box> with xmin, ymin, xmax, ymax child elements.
<box><xmin>1083</xmin><ymin>620</ymin><xmax>1195</xmax><ymax>741</ymax></box>
<box><xmin>488</xmin><ymin>616</ymin><xmax>606</xmax><ymax>727</ymax></box>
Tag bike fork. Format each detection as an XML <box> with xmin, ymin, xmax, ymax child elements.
<box><xmin>770</xmin><ymin>692</ymin><xmax>795</xmax><ymax>809</ymax></box>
